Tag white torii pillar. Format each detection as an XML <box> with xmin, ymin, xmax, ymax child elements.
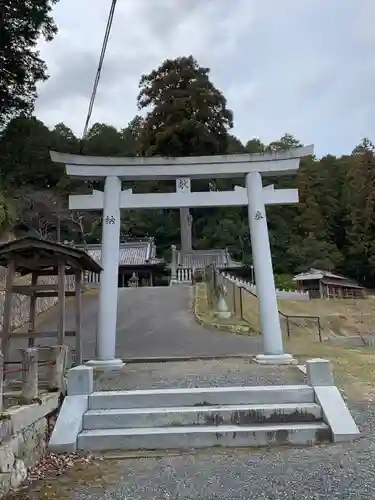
<box><xmin>86</xmin><ymin>176</ymin><xmax>124</xmax><ymax>370</ymax></box>
<box><xmin>246</xmin><ymin>172</ymin><xmax>294</xmax><ymax>364</ymax></box>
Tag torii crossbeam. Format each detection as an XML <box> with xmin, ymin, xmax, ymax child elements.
<box><xmin>69</xmin><ymin>184</ymin><xmax>298</xmax><ymax>210</ymax></box>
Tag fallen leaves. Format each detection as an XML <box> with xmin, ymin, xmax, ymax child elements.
<box><xmin>27</xmin><ymin>452</ymin><xmax>93</xmax><ymax>482</ymax></box>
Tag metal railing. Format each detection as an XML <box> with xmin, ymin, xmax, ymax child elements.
<box><xmin>204</xmin><ymin>265</ymin><xmax>322</xmax><ymax>341</ymax></box>
<box><xmin>278</xmin><ymin>311</ymin><xmax>322</xmax><ymax>342</ymax></box>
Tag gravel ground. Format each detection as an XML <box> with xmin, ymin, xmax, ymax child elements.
<box><xmin>9</xmin><ymin>360</ymin><xmax>375</xmax><ymax>499</ymax></box>
<box><xmin>69</xmin><ymin>424</ymin><xmax>375</xmax><ymax>500</ymax></box>
<box><xmin>16</xmin><ymin>402</ymin><xmax>375</xmax><ymax>500</ymax></box>
<box><xmin>59</xmin><ymin>400</ymin><xmax>375</xmax><ymax>500</ymax></box>
<box><xmin>94</xmin><ymin>358</ymin><xmax>304</xmax><ymax>391</ymax></box>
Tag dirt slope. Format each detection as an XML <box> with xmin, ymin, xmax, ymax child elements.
<box><xmin>241</xmin><ymin>290</ymin><xmax>375</xmax><ymax>340</ymax></box>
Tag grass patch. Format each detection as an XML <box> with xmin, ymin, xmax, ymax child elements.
<box><xmin>194</xmin><ymin>283</ymin><xmax>257</xmax><ymax>335</ymax></box>
<box><xmin>198</xmin><ymin>281</ymin><xmax>375</xmax><ymax>401</ymax></box>
<box><xmin>239</xmin><ymin>287</ymin><xmax>375</xmax><ymax>398</ymax></box>
<box><xmin>286</xmin><ymin>335</ymin><xmax>375</xmax><ymax>401</ymax></box>
<box><xmin>82</xmin><ymin>287</ymin><xmax>100</xmax><ymax>297</ymax></box>
<box><xmin>279</xmin><ymin>295</ymin><xmax>375</xmax><ymax>339</ymax></box>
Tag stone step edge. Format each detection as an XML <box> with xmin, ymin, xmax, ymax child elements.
<box><xmin>89</xmin><ymin>385</ymin><xmax>311</xmax><ymax>398</ymax></box>
<box><xmin>84</xmin><ymin>402</ymin><xmax>321</xmax><ymax>416</ymax></box>
<box><xmin>88</xmin><ymin>386</ymin><xmax>314</xmax><ymax>409</ymax></box>
<box><xmin>79</xmin><ymin>421</ymin><xmax>329</xmax><ymax>437</ymax></box>
<box><xmin>83</xmin><ymin>402</ymin><xmax>323</xmax><ymax>430</ymax></box>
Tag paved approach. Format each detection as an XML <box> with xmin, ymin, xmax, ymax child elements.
<box><xmin>10</xmin><ymin>285</ymin><xmax>261</xmax><ymax>361</ymax></box>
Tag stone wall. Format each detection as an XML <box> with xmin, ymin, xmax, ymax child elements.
<box><xmin>0</xmin><ymin>267</ymin><xmax>76</xmax><ymax>332</ymax></box>
<box><xmin>0</xmin><ymin>393</ymin><xmax>59</xmax><ymax>496</ymax></box>
<box><xmin>245</xmin><ymin>282</ymin><xmax>310</xmax><ymax>301</ymax></box>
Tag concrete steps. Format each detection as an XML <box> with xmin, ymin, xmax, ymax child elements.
<box><xmin>83</xmin><ymin>402</ymin><xmax>322</xmax><ymax>429</ymax></box>
<box><xmin>76</xmin><ymin>385</ymin><xmax>332</xmax><ymax>452</ymax></box>
<box><xmin>49</xmin><ymin>362</ymin><xmax>361</xmax><ymax>454</ymax></box>
<box><xmin>78</xmin><ymin>422</ymin><xmax>331</xmax><ymax>451</ymax></box>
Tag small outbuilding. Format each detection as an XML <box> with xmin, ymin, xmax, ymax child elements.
<box><xmin>0</xmin><ymin>236</ymin><xmax>102</xmax><ymax>363</ymax></box>
<box><xmin>293</xmin><ymin>268</ymin><xmax>366</xmax><ymax>299</ymax></box>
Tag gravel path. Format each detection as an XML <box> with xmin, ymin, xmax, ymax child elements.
<box><xmin>66</xmin><ymin>400</ymin><xmax>375</xmax><ymax>500</ymax></box>
<box><xmin>69</xmin><ymin>418</ymin><xmax>375</xmax><ymax>500</ymax></box>
<box><xmin>15</xmin><ymin>403</ymin><xmax>375</xmax><ymax>500</ymax></box>
<box><xmin>113</xmin><ymin>286</ymin><xmax>261</xmax><ymax>359</ymax></box>
<box><xmin>94</xmin><ymin>358</ymin><xmax>303</xmax><ymax>391</ymax></box>
<box><xmin>9</xmin><ymin>286</ymin><xmax>261</xmax><ymax>362</ymax></box>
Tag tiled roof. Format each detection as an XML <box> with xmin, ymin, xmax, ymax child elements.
<box><xmin>83</xmin><ymin>238</ymin><xmax>165</xmax><ymax>267</ymax></box>
<box><xmin>177</xmin><ymin>249</ymin><xmax>241</xmax><ymax>270</ymax></box>
<box><xmin>321</xmin><ymin>277</ymin><xmax>364</xmax><ymax>289</ymax></box>
<box><xmin>293</xmin><ymin>268</ymin><xmax>357</xmax><ymax>283</ymax></box>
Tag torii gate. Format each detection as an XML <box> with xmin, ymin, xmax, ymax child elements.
<box><xmin>50</xmin><ymin>146</ymin><xmax>313</xmax><ymax>370</ymax></box>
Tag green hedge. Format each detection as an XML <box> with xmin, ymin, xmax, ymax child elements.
<box><xmin>274</xmin><ymin>273</ymin><xmax>296</xmax><ymax>290</ymax></box>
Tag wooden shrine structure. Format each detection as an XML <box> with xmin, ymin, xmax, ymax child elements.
<box><xmin>0</xmin><ymin>237</ymin><xmax>102</xmax><ymax>364</ymax></box>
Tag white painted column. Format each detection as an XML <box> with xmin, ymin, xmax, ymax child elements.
<box><xmin>86</xmin><ymin>175</ymin><xmax>124</xmax><ymax>370</ymax></box>
<box><xmin>171</xmin><ymin>245</ymin><xmax>177</xmax><ymax>282</ymax></box>
<box><xmin>246</xmin><ymin>172</ymin><xmax>294</xmax><ymax>364</ymax></box>
<box><xmin>177</xmin><ymin>178</ymin><xmax>192</xmax><ymax>252</ymax></box>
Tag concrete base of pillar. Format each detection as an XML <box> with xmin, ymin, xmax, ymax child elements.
<box><xmin>85</xmin><ymin>359</ymin><xmax>125</xmax><ymax>371</ymax></box>
<box><xmin>255</xmin><ymin>353</ymin><xmax>297</xmax><ymax>365</ymax></box>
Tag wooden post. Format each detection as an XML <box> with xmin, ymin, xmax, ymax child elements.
<box><xmin>0</xmin><ymin>352</ymin><xmax>4</xmax><ymax>412</ymax></box>
<box><xmin>74</xmin><ymin>270</ymin><xmax>83</xmax><ymax>365</ymax></box>
<box><xmin>57</xmin><ymin>261</ymin><xmax>66</xmax><ymax>345</ymax></box>
<box><xmin>1</xmin><ymin>260</ymin><xmax>15</xmax><ymax>361</ymax></box>
<box><xmin>48</xmin><ymin>345</ymin><xmax>68</xmax><ymax>391</ymax></box>
<box><xmin>21</xmin><ymin>347</ymin><xmax>38</xmax><ymax>402</ymax></box>
<box><xmin>28</xmin><ymin>272</ymin><xmax>38</xmax><ymax>348</ymax></box>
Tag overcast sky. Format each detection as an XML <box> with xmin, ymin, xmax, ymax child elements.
<box><xmin>35</xmin><ymin>0</ymin><xmax>375</xmax><ymax>157</ymax></box>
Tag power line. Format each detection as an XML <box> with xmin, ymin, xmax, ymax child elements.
<box><xmin>80</xmin><ymin>0</ymin><xmax>117</xmax><ymax>153</ymax></box>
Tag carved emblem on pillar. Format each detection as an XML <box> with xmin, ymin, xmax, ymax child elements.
<box><xmin>176</xmin><ymin>178</ymin><xmax>191</xmax><ymax>193</ymax></box>
<box><xmin>104</xmin><ymin>215</ymin><xmax>116</xmax><ymax>224</ymax></box>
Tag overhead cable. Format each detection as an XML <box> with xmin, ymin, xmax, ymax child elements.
<box><xmin>80</xmin><ymin>0</ymin><xmax>117</xmax><ymax>153</ymax></box>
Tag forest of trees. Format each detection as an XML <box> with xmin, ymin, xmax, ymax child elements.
<box><xmin>1</xmin><ymin>1</ymin><xmax>375</xmax><ymax>286</ymax></box>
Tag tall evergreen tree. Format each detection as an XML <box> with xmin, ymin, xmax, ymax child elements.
<box><xmin>344</xmin><ymin>138</ymin><xmax>375</xmax><ymax>282</ymax></box>
<box><xmin>0</xmin><ymin>0</ymin><xmax>59</xmax><ymax>127</ymax></box>
<box><xmin>0</xmin><ymin>116</ymin><xmax>64</xmax><ymax>189</ymax></box>
<box><xmin>137</xmin><ymin>55</ymin><xmax>233</xmax><ymax>157</ymax></box>
<box><xmin>137</xmin><ymin>55</ymin><xmax>234</xmax><ymax>251</ymax></box>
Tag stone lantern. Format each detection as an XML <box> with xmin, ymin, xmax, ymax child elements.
<box><xmin>128</xmin><ymin>272</ymin><xmax>139</xmax><ymax>288</ymax></box>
